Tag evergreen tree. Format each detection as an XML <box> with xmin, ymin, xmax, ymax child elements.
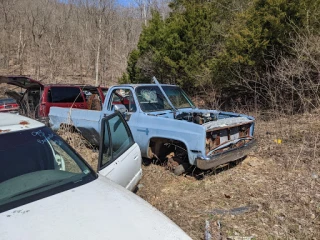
<box><xmin>124</xmin><ymin>0</ymin><xmax>320</xmax><ymax>99</ymax></box>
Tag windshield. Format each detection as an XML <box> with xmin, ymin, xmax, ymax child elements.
<box><xmin>0</xmin><ymin>127</ymin><xmax>95</xmax><ymax>212</ymax></box>
<box><xmin>162</xmin><ymin>86</ymin><xmax>195</xmax><ymax>109</ymax></box>
<box><xmin>135</xmin><ymin>86</ymin><xmax>172</xmax><ymax>112</ymax></box>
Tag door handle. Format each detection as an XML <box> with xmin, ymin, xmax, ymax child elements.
<box><xmin>134</xmin><ymin>156</ymin><xmax>139</xmax><ymax>161</ymax></box>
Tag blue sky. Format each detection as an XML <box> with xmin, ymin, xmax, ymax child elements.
<box><xmin>117</xmin><ymin>0</ymin><xmax>137</xmax><ymax>7</ymax></box>
<box><xmin>59</xmin><ymin>0</ymin><xmax>138</xmax><ymax>7</ymax></box>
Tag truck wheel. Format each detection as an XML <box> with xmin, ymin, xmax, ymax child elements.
<box><xmin>174</xmin><ymin>164</ymin><xmax>186</xmax><ymax>176</ymax></box>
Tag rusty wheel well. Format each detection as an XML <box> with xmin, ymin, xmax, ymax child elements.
<box><xmin>147</xmin><ymin>137</ymin><xmax>188</xmax><ymax>161</ymax></box>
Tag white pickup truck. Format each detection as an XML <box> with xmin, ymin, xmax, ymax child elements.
<box><xmin>49</xmin><ymin>78</ymin><xmax>256</xmax><ymax>175</ymax></box>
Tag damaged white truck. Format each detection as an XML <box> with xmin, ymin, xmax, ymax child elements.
<box><xmin>49</xmin><ymin>77</ymin><xmax>256</xmax><ymax>175</ymax></box>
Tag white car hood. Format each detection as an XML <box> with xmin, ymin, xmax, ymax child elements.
<box><xmin>0</xmin><ymin>176</ymin><xmax>191</xmax><ymax>240</ymax></box>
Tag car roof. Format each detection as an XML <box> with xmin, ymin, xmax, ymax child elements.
<box><xmin>0</xmin><ymin>113</ymin><xmax>44</xmax><ymax>134</ymax></box>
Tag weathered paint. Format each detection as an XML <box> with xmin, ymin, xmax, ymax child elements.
<box><xmin>49</xmin><ymin>107</ymin><xmax>101</xmax><ymax>146</ymax></box>
<box><xmin>0</xmin><ymin>113</ymin><xmax>44</xmax><ymax>134</ymax></box>
<box><xmin>0</xmin><ymin>174</ymin><xmax>191</xmax><ymax>240</ymax></box>
<box><xmin>49</xmin><ymin>83</ymin><xmax>256</xmax><ymax>169</ymax></box>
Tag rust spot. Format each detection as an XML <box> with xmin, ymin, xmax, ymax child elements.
<box><xmin>0</xmin><ymin>129</ymin><xmax>10</xmax><ymax>133</ymax></box>
<box><xmin>19</xmin><ymin>121</ymin><xmax>29</xmax><ymax>125</ymax></box>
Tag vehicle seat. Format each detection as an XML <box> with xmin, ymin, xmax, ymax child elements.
<box><xmin>87</xmin><ymin>94</ymin><xmax>101</xmax><ymax>111</ymax></box>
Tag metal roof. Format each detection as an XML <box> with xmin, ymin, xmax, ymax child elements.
<box><xmin>0</xmin><ymin>113</ymin><xmax>44</xmax><ymax>134</ymax></box>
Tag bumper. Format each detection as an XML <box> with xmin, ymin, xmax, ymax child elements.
<box><xmin>196</xmin><ymin>138</ymin><xmax>257</xmax><ymax>170</ymax></box>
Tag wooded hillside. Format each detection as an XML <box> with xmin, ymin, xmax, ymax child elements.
<box><xmin>124</xmin><ymin>0</ymin><xmax>320</xmax><ymax>112</ymax></box>
<box><xmin>1</xmin><ymin>0</ymin><xmax>320</xmax><ymax>112</ymax></box>
<box><xmin>0</xmin><ymin>0</ymin><xmax>169</xmax><ymax>85</ymax></box>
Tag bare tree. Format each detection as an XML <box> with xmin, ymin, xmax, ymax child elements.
<box><xmin>235</xmin><ymin>34</ymin><xmax>320</xmax><ymax>113</ymax></box>
<box><xmin>0</xmin><ymin>0</ymin><xmax>166</xmax><ymax>85</ymax></box>
<box><xmin>134</xmin><ymin>0</ymin><xmax>170</xmax><ymax>25</ymax></box>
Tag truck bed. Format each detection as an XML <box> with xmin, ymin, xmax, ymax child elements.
<box><xmin>49</xmin><ymin>107</ymin><xmax>101</xmax><ymax>146</ymax></box>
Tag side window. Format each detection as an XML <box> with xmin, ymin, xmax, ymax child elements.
<box><xmin>50</xmin><ymin>87</ymin><xmax>84</xmax><ymax>103</ymax></box>
<box><xmin>101</xmin><ymin>124</ymin><xmax>112</xmax><ymax>166</ymax></box>
<box><xmin>100</xmin><ymin>113</ymin><xmax>134</xmax><ymax>168</ymax></box>
<box><xmin>107</xmin><ymin>88</ymin><xmax>136</xmax><ymax>112</ymax></box>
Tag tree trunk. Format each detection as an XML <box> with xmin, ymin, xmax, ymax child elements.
<box><xmin>95</xmin><ymin>15</ymin><xmax>103</xmax><ymax>86</ymax></box>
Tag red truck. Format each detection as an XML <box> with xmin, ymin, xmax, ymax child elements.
<box><xmin>0</xmin><ymin>76</ymin><xmax>106</xmax><ymax>124</ymax></box>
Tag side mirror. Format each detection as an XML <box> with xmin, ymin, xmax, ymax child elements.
<box><xmin>112</xmin><ymin>104</ymin><xmax>127</xmax><ymax>114</ymax></box>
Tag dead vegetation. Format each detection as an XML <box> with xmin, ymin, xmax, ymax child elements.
<box><xmin>57</xmin><ymin>125</ymin><xmax>99</xmax><ymax>171</ymax></box>
<box><xmin>59</xmin><ymin>111</ymin><xmax>320</xmax><ymax>240</ymax></box>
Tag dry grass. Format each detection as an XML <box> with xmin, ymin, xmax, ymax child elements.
<box><xmin>58</xmin><ymin>111</ymin><xmax>320</xmax><ymax>240</ymax></box>
<box><xmin>57</xmin><ymin>126</ymin><xmax>99</xmax><ymax>171</ymax></box>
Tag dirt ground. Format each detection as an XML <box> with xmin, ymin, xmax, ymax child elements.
<box><xmin>60</xmin><ymin>111</ymin><xmax>320</xmax><ymax>240</ymax></box>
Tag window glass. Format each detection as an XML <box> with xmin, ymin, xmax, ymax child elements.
<box><xmin>100</xmin><ymin>114</ymin><xmax>134</xmax><ymax>168</ymax></box>
<box><xmin>111</xmin><ymin>92</ymin><xmax>121</xmax><ymax>102</ymax></box>
<box><xmin>50</xmin><ymin>141</ymin><xmax>82</xmax><ymax>173</ymax></box>
<box><xmin>101</xmin><ymin>124</ymin><xmax>112</xmax><ymax>166</ymax></box>
<box><xmin>108</xmin><ymin>89</ymin><xmax>136</xmax><ymax>112</ymax></box>
<box><xmin>49</xmin><ymin>87</ymin><xmax>84</xmax><ymax>103</ymax></box>
<box><xmin>0</xmin><ymin>127</ymin><xmax>94</xmax><ymax>208</ymax></box>
<box><xmin>107</xmin><ymin>90</ymin><xmax>121</xmax><ymax>110</ymax></box>
<box><xmin>162</xmin><ymin>86</ymin><xmax>195</xmax><ymax>109</ymax></box>
<box><xmin>135</xmin><ymin>86</ymin><xmax>171</xmax><ymax>112</ymax></box>
<box><xmin>109</xmin><ymin>114</ymin><xmax>133</xmax><ymax>159</ymax></box>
